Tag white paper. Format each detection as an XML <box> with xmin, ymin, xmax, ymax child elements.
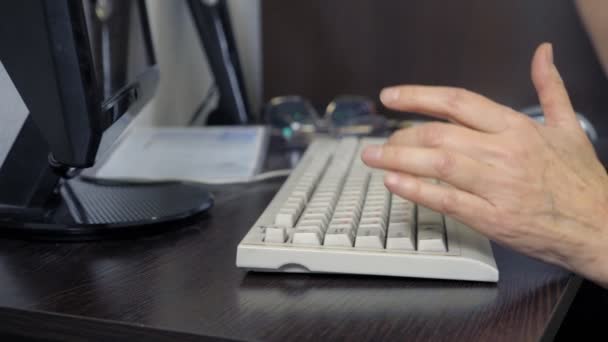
<box><xmin>95</xmin><ymin>125</ymin><xmax>268</xmax><ymax>183</ymax></box>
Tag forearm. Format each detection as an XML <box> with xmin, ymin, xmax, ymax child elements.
<box><xmin>575</xmin><ymin>0</ymin><xmax>608</xmax><ymax>77</ymax></box>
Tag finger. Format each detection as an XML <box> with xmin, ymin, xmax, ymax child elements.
<box><xmin>384</xmin><ymin>172</ymin><xmax>496</xmax><ymax>234</ymax></box>
<box><xmin>386</xmin><ymin>122</ymin><xmax>494</xmax><ymax>159</ymax></box>
<box><xmin>361</xmin><ymin>144</ymin><xmax>493</xmax><ymax>194</ymax></box>
<box><xmin>530</xmin><ymin>43</ymin><xmax>579</xmax><ymax>129</ymax></box>
<box><xmin>379</xmin><ymin>85</ymin><xmax>513</xmax><ymax>133</ymax></box>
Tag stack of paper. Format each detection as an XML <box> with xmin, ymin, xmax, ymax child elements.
<box><xmin>92</xmin><ymin>126</ymin><xmax>269</xmax><ymax>184</ymax></box>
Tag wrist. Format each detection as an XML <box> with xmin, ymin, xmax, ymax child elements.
<box><xmin>567</xmin><ymin>210</ymin><xmax>608</xmax><ymax>288</ymax></box>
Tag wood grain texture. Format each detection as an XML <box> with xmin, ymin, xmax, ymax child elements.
<box><xmin>0</xmin><ymin>306</ymin><xmax>234</xmax><ymax>342</ymax></box>
<box><xmin>0</xmin><ymin>0</ymin><xmax>601</xmax><ymax>339</ymax></box>
<box><xmin>0</xmin><ymin>153</ymin><xmax>581</xmax><ymax>341</ymax></box>
<box><xmin>262</xmin><ymin>0</ymin><xmax>608</xmax><ymax>136</ymax></box>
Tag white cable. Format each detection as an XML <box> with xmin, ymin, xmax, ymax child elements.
<box><xmin>198</xmin><ymin>169</ymin><xmax>293</xmax><ymax>184</ymax></box>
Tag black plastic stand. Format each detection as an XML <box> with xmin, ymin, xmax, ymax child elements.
<box><xmin>0</xmin><ymin>177</ymin><xmax>213</xmax><ymax>241</ymax></box>
<box><xmin>188</xmin><ymin>0</ymin><xmax>251</xmax><ymax>124</ymax></box>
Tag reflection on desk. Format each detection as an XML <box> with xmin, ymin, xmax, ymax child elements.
<box><xmin>238</xmin><ymin>275</ymin><xmax>498</xmax><ymax>316</ymax></box>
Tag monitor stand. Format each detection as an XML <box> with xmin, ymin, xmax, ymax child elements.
<box><xmin>0</xmin><ymin>177</ymin><xmax>213</xmax><ymax>241</ymax></box>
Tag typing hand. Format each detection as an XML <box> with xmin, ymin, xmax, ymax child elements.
<box><xmin>361</xmin><ymin>43</ymin><xmax>608</xmax><ymax>286</ymax></box>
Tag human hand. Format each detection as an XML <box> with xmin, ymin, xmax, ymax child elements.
<box><xmin>361</xmin><ymin>43</ymin><xmax>608</xmax><ymax>286</ymax></box>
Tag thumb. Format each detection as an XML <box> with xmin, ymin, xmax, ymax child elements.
<box><xmin>531</xmin><ymin>43</ymin><xmax>578</xmax><ymax>128</ymax></box>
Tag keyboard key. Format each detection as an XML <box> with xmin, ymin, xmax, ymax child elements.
<box><xmin>355</xmin><ymin>227</ymin><xmax>385</xmax><ymax>249</ymax></box>
<box><xmin>336</xmin><ymin>200</ymin><xmax>362</xmax><ymax>210</ymax></box>
<box><xmin>334</xmin><ymin>206</ymin><xmax>361</xmax><ymax>216</ymax></box>
<box><xmin>417</xmin><ymin>223</ymin><xmax>447</xmax><ymax>252</ymax></box>
<box><xmin>328</xmin><ymin>222</ymin><xmax>355</xmax><ymax>230</ymax></box>
<box><xmin>307</xmin><ymin>202</ymin><xmax>333</xmax><ymax>210</ymax></box>
<box><xmin>292</xmin><ymin>187</ymin><xmax>313</xmax><ymax>201</ymax></box>
<box><xmin>300</xmin><ymin>213</ymin><xmax>330</xmax><ymax>225</ymax></box>
<box><xmin>386</xmin><ymin>221</ymin><xmax>415</xmax><ymax>250</ymax></box>
<box><xmin>332</xmin><ymin>210</ymin><xmax>358</xmax><ymax>218</ymax></box>
<box><xmin>295</xmin><ymin>224</ymin><xmax>324</xmax><ymax>236</ymax></box>
<box><xmin>324</xmin><ymin>227</ymin><xmax>355</xmax><ymax>247</ymax></box>
<box><xmin>297</xmin><ymin>219</ymin><xmax>327</xmax><ymax>232</ymax></box>
<box><xmin>265</xmin><ymin>226</ymin><xmax>286</xmax><ymax>243</ymax></box>
<box><xmin>288</xmin><ymin>193</ymin><xmax>308</xmax><ymax>204</ymax></box>
<box><xmin>392</xmin><ymin>198</ymin><xmax>412</xmax><ymax>205</ymax></box>
<box><xmin>330</xmin><ymin>217</ymin><xmax>357</xmax><ymax>227</ymax></box>
<box><xmin>389</xmin><ymin>201</ymin><xmax>415</xmax><ymax>223</ymax></box>
<box><xmin>310</xmin><ymin>195</ymin><xmax>336</xmax><ymax>203</ymax></box>
<box><xmin>283</xmin><ymin>203</ymin><xmax>304</xmax><ymax>214</ymax></box>
<box><xmin>293</xmin><ymin>228</ymin><xmax>322</xmax><ymax>246</ymax></box>
<box><xmin>359</xmin><ymin>217</ymin><xmax>386</xmax><ymax>230</ymax></box>
<box><xmin>389</xmin><ymin>212</ymin><xmax>414</xmax><ymax>223</ymax></box>
<box><xmin>417</xmin><ymin>206</ymin><xmax>443</xmax><ymax>225</ymax></box>
<box><xmin>361</xmin><ymin>207</ymin><xmax>386</xmax><ymax>216</ymax></box>
<box><xmin>308</xmin><ymin>200</ymin><xmax>334</xmax><ymax>210</ymax></box>
<box><xmin>302</xmin><ymin>207</ymin><xmax>332</xmax><ymax>218</ymax></box>
<box><xmin>274</xmin><ymin>208</ymin><xmax>301</xmax><ymax>227</ymax></box>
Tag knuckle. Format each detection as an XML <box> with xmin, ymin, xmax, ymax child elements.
<box><xmin>492</xmin><ymin>144</ymin><xmax>524</xmax><ymax>166</ymax></box>
<box><xmin>383</xmin><ymin>147</ymin><xmax>407</xmax><ymax>169</ymax></box>
<box><xmin>433</xmin><ymin>151</ymin><xmax>456</xmax><ymax>178</ymax></box>
<box><xmin>512</xmin><ymin>112</ymin><xmax>532</xmax><ymax>125</ymax></box>
<box><xmin>445</xmin><ymin>87</ymin><xmax>471</xmax><ymax>112</ymax></box>
<box><xmin>512</xmin><ymin>113</ymin><xmax>537</xmax><ymax>131</ymax></box>
<box><xmin>418</xmin><ymin>124</ymin><xmax>444</xmax><ymax>147</ymax></box>
<box><xmin>388</xmin><ymin>129</ymin><xmax>406</xmax><ymax>145</ymax></box>
<box><xmin>439</xmin><ymin>189</ymin><xmax>460</xmax><ymax>216</ymax></box>
<box><xmin>403</xmin><ymin>177</ymin><xmax>421</xmax><ymax>198</ymax></box>
<box><xmin>383</xmin><ymin>146</ymin><xmax>399</xmax><ymax>161</ymax></box>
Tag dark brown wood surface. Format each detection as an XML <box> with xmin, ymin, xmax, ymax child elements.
<box><xmin>0</xmin><ymin>0</ymin><xmax>604</xmax><ymax>340</ymax></box>
<box><xmin>262</xmin><ymin>0</ymin><xmax>608</xmax><ymax>136</ymax></box>
<box><xmin>0</xmin><ymin>155</ymin><xmax>582</xmax><ymax>341</ymax></box>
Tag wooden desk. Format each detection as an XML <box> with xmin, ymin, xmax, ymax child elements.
<box><xmin>0</xmin><ymin>145</ymin><xmax>582</xmax><ymax>341</ymax></box>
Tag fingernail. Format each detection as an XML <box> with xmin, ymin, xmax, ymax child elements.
<box><xmin>380</xmin><ymin>87</ymin><xmax>399</xmax><ymax>104</ymax></box>
<box><xmin>546</xmin><ymin>43</ymin><xmax>553</xmax><ymax>65</ymax></box>
<box><xmin>385</xmin><ymin>172</ymin><xmax>400</xmax><ymax>186</ymax></box>
<box><xmin>362</xmin><ymin>145</ymin><xmax>382</xmax><ymax>162</ymax></box>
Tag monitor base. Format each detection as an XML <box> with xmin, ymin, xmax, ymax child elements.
<box><xmin>0</xmin><ymin>178</ymin><xmax>213</xmax><ymax>241</ymax></box>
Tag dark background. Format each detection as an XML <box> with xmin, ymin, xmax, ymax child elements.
<box><xmin>262</xmin><ymin>0</ymin><xmax>608</xmax><ymax>136</ymax></box>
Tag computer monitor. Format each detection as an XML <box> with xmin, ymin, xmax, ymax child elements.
<box><xmin>0</xmin><ymin>0</ymin><xmax>213</xmax><ymax>240</ymax></box>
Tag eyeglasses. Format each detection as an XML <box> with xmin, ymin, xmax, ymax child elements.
<box><xmin>264</xmin><ymin>95</ymin><xmax>399</xmax><ymax>147</ymax></box>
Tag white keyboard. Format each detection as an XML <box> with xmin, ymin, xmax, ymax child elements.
<box><xmin>236</xmin><ymin>137</ymin><xmax>499</xmax><ymax>282</ymax></box>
